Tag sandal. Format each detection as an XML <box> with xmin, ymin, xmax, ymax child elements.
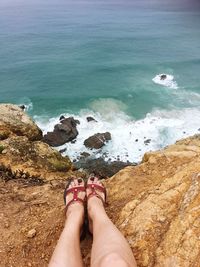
<box><xmin>63</xmin><ymin>177</ymin><xmax>87</xmax><ymax>240</ymax></box>
<box><xmin>86</xmin><ymin>176</ymin><xmax>107</xmax><ymax>206</ymax></box>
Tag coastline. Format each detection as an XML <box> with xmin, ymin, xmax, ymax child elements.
<box><xmin>1</xmin><ymin>103</ymin><xmax>200</xmax><ymax>266</ymax></box>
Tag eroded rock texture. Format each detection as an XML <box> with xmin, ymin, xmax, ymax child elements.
<box><xmin>105</xmin><ymin>135</ymin><xmax>200</xmax><ymax>267</ymax></box>
<box><xmin>0</xmin><ymin>104</ymin><xmax>42</xmax><ymax>141</ymax></box>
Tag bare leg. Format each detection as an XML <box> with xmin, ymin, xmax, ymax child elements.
<box><xmin>87</xmin><ymin>177</ymin><xmax>137</xmax><ymax>267</ymax></box>
<box><xmin>49</xmin><ymin>179</ymin><xmax>85</xmax><ymax>267</ymax></box>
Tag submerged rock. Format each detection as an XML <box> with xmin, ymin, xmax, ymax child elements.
<box><xmin>43</xmin><ymin>117</ymin><xmax>79</xmax><ymax>147</ymax></box>
<box><xmin>84</xmin><ymin>132</ymin><xmax>111</xmax><ymax>149</ymax></box>
<box><xmin>144</xmin><ymin>138</ymin><xmax>151</xmax><ymax>145</ymax></box>
<box><xmin>160</xmin><ymin>74</ymin><xmax>167</xmax><ymax>80</ymax></box>
<box><xmin>86</xmin><ymin>116</ymin><xmax>97</xmax><ymax>122</ymax></box>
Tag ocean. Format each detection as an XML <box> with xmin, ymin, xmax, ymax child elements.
<box><xmin>0</xmin><ymin>0</ymin><xmax>200</xmax><ymax>162</ymax></box>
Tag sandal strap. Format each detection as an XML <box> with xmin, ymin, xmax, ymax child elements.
<box><xmin>87</xmin><ymin>184</ymin><xmax>106</xmax><ymax>193</ymax></box>
<box><xmin>87</xmin><ymin>192</ymin><xmax>105</xmax><ymax>205</ymax></box>
<box><xmin>64</xmin><ymin>184</ymin><xmax>86</xmax><ymax>208</ymax></box>
<box><xmin>86</xmin><ymin>183</ymin><xmax>106</xmax><ymax>205</ymax></box>
<box><xmin>66</xmin><ymin>197</ymin><xmax>86</xmax><ymax>210</ymax></box>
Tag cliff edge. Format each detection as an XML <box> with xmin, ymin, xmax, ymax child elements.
<box><xmin>0</xmin><ymin>104</ymin><xmax>200</xmax><ymax>267</ymax></box>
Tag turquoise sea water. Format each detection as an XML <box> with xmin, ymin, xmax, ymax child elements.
<box><xmin>0</xmin><ymin>0</ymin><xmax>200</xmax><ymax>161</ymax></box>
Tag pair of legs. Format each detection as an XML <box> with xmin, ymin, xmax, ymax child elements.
<box><xmin>49</xmin><ymin>177</ymin><xmax>137</xmax><ymax>267</ymax></box>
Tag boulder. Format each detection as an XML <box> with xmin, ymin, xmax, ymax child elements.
<box><xmin>0</xmin><ymin>104</ymin><xmax>42</xmax><ymax>141</ymax></box>
<box><xmin>43</xmin><ymin>117</ymin><xmax>79</xmax><ymax>147</ymax></box>
<box><xmin>86</xmin><ymin>116</ymin><xmax>97</xmax><ymax>122</ymax></box>
<box><xmin>144</xmin><ymin>138</ymin><xmax>151</xmax><ymax>145</ymax></box>
<box><xmin>160</xmin><ymin>74</ymin><xmax>167</xmax><ymax>80</ymax></box>
<box><xmin>84</xmin><ymin>132</ymin><xmax>111</xmax><ymax>149</ymax></box>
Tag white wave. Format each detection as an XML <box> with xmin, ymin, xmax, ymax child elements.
<box><xmin>152</xmin><ymin>74</ymin><xmax>178</xmax><ymax>89</ymax></box>
<box><xmin>35</xmin><ymin>104</ymin><xmax>200</xmax><ymax>163</ymax></box>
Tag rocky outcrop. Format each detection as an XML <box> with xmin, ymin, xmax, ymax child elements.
<box><xmin>84</xmin><ymin>132</ymin><xmax>111</xmax><ymax>149</ymax></box>
<box><xmin>0</xmin><ymin>136</ymin><xmax>72</xmax><ymax>176</ymax></box>
<box><xmin>0</xmin><ymin>104</ymin><xmax>42</xmax><ymax>141</ymax></box>
<box><xmin>1</xmin><ymin>103</ymin><xmax>200</xmax><ymax>266</ymax></box>
<box><xmin>0</xmin><ymin>104</ymin><xmax>72</xmax><ymax>180</ymax></box>
<box><xmin>104</xmin><ymin>134</ymin><xmax>200</xmax><ymax>267</ymax></box>
<box><xmin>43</xmin><ymin>117</ymin><xmax>79</xmax><ymax>146</ymax></box>
<box><xmin>1</xmin><ymin>134</ymin><xmax>200</xmax><ymax>267</ymax></box>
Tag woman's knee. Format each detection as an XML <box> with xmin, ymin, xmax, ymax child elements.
<box><xmin>99</xmin><ymin>252</ymin><xmax>129</xmax><ymax>267</ymax></box>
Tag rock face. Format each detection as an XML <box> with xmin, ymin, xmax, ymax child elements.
<box><xmin>0</xmin><ymin>136</ymin><xmax>72</xmax><ymax>177</ymax></box>
<box><xmin>0</xmin><ymin>104</ymin><xmax>42</xmax><ymax>141</ymax></box>
<box><xmin>43</xmin><ymin>117</ymin><xmax>79</xmax><ymax>147</ymax></box>
<box><xmin>84</xmin><ymin>132</ymin><xmax>111</xmax><ymax>149</ymax></box>
<box><xmin>105</xmin><ymin>134</ymin><xmax>200</xmax><ymax>267</ymax></box>
<box><xmin>0</xmin><ymin>105</ymin><xmax>72</xmax><ymax>179</ymax></box>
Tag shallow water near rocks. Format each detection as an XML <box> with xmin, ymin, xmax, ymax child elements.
<box><xmin>1</xmin><ymin>0</ymin><xmax>200</xmax><ymax>162</ymax></box>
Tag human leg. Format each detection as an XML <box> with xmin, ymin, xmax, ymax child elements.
<box><xmin>87</xmin><ymin>177</ymin><xmax>137</xmax><ymax>267</ymax></box>
<box><xmin>49</xmin><ymin>178</ymin><xmax>85</xmax><ymax>267</ymax></box>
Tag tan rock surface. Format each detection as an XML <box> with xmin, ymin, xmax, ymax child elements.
<box><xmin>0</xmin><ymin>104</ymin><xmax>42</xmax><ymax>141</ymax></box>
<box><xmin>0</xmin><ymin>136</ymin><xmax>72</xmax><ymax>179</ymax></box>
<box><xmin>0</xmin><ymin>131</ymin><xmax>200</xmax><ymax>266</ymax></box>
<box><xmin>105</xmin><ymin>135</ymin><xmax>200</xmax><ymax>267</ymax></box>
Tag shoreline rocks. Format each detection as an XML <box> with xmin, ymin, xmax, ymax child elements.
<box><xmin>43</xmin><ymin>117</ymin><xmax>79</xmax><ymax>147</ymax></box>
<box><xmin>74</xmin><ymin>157</ymin><xmax>136</xmax><ymax>178</ymax></box>
<box><xmin>84</xmin><ymin>132</ymin><xmax>111</xmax><ymax>149</ymax></box>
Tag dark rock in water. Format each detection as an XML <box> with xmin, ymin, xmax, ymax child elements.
<box><xmin>144</xmin><ymin>139</ymin><xmax>151</xmax><ymax>145</ymax></box>
<box><xmin>74</xmin><ymin>157</ymin><xmax>137</xmax><ymax>178</ymax></box>
<box><xmin>71</xmin><ymin>139</ymin><xmax>77</xmax><ymax>144</ymax></box>
<box><xmin>86</xmin><ymin>116</ymin><xmax>97</xmax><ymax>122</ymax></box>
<box><xmin>135</xmin><ymin>139</ymin><xmax>138</xmax><ymax>142</ymax></box>
<box><xmin>198</xmin><ymin>128</ymin><xmax>200</xmax><ymax>132</ymax></box>
<box><xmin>43</xmin><ymin>117</ymin><xmax>79</xmax><ymax>147</ymax></box>
<box><xmin>19</xmin><ymin>104</ymin><xmax>26</xmax><ymax>111</ymax></box>
<box><xmin>183</xmin><ymin>131</ymin><xmax>186</xmax><ymax>134</ymax></box>
<box><xmin>59</xmin><ymin>148</ymin><xmax>67</xmax><ymax>153</ymax></box>
<box><xmin>59</xmin><ymin>115</ymin><xmax>65</xmax><ymax>121</ymax></box>
<box><xmin>160</xmin><ymin>74</ymin><xmax>167</xmax><ymax>80</ymax></box>
<box><xmin>61</xmin><ymin>117</ymin><xmax>80</xmax><ymax>126</ymax></box>
<box><xmin>84</xmin><ymin>132</ymin><xmax>111</xmax><ymax>149</ymax></box>
<box><xmin>80</xmin><ymin>152</ymin><xmax>91</xmax><ymax>158</ymax></box>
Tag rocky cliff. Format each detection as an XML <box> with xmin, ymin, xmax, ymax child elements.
<box><xmin>0</xmin><ymin>104</ymin><xmax>200</xmax><ymax>267</ymax></box>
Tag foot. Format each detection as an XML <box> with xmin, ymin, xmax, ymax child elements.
<box><xmin>64</xmin><ymin>178</ymin><xmax>86</xmax><ymax>227</ymax></box>
<box><xmin>86</xmin><ymin>176</ymin><xmax>106</xmax><ymax>233</ymax></box>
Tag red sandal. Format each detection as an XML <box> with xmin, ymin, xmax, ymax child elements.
<box><xmin>64</xmin><ymin>178</ymin><xmax>87</xmax><ymax>240</ymax></box>
<box><xmin>64</xmin><ymin>178</ymin><xmax>86</xmax><ymax>209</ymax></box>
<box><xmin>86</xmin><ymin>176</ymin><xmax>107</xmax><ymax>206</ymax></box>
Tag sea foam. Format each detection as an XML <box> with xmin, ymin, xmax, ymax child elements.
<box><xmin>152</xmin><ymin>74</ymin><xmax>178</xmax><ymax>89</ymax></box>
<box><xmin>35</xmin><ymin>98</ymin><xmax>200</xmax><ymax>163</ymax></box>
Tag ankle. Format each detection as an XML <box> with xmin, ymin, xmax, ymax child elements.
<box><xmin>87</xmin><ymin>197</ymin><xmax>107</xmax><ymax>220</ymax></box>
<box><xmin>66</xmin><ymin>204</ymin><xmax>84</xmax><ymax>227</ymax></box>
